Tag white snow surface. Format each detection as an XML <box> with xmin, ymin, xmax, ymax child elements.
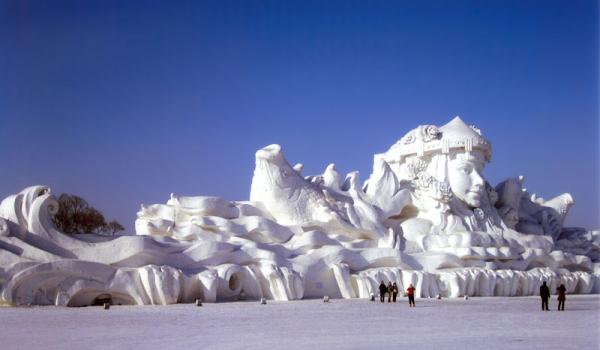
<box><xmin>1</xmin><ymin>295</ymin><xmax>598</xmax><ymax>350</ymax></box>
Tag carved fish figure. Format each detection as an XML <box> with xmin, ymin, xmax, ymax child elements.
<box><xmin>250</xmin><ymin>144</ymin><xmax>384</xmax><ymax>240</ymax></box>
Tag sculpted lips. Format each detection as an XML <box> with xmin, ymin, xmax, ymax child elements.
<box><xmin>468</xmin><ymin>187</ymin><xmax>484</xmax><ymax>197</ymax></box>
<box><xmin>466</xmin><ymin>189</ymin><xmax>483</xmax><ymax>206</ymax></box>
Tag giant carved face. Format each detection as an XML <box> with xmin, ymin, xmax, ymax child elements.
<box><xmin>447</xmin><ymin>150</ymin><xmax>486</xmax><ymax>208</ymax></box>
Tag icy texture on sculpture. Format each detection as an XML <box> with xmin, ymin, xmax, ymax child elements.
<box><xmin>1</xmin><ymin>117</ymin><xmax>598</xmax><ymax>306</ymax></box>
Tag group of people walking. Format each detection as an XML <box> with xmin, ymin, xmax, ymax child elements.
<box><xmin>378</xmin><ymin>281</ymin><xmax>416</xmax><ymax>306</ymax></box>
<box><xmin>539</xmin><ymin>281</ymin><xmax>567</xmax><ymax>311</ymax></box>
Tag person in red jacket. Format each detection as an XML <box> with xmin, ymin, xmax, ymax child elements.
<box><xmin>407</xmin><ymin>284</ymin><xmax>416</xmax><ymax>307</ymax></box>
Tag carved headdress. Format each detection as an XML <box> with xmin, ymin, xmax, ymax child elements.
<box><xmin>382</xmin><ymin>116</ymin><xmax>492</xmax><ymax>164</ymax></box>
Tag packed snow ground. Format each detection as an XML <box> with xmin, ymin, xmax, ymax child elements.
<box><xmin>1</xmin><ymin>296</ymin><xmax>598</xmax><ymax>350</ymax></box>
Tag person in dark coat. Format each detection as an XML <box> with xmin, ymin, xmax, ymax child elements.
<box><xmin>379</xmin><ymin>281</ymin><xmax>387</xmax><ymax>303</ymax></box>
<box><xmin>407</xmin><ymin>284</ymin><xmax>416</xmax><ymax>307</ymax></box>
<box><xmin>557</xmin><ymin>284</ymin><xmax>566</xmax><ymax>311</ymax></box>
<box><xmin>392</xmin><ymin>282</ymin><xmax>399</xmax><ymax>303</ymax></box>
<box><xmin>387</xmin><ymin>282</ymin><xmax>393</xmax><ymax>303</ymax></box>
<box><xmin>540</xmin><ymin>281</ymin><xmax>550</xmax><ymax>311</ymax></box>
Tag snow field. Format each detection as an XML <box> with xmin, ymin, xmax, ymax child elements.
<box><xmin>0</xmin><ymin>295</ymin><xmax>598</xmax><ymax>350</ymax></box>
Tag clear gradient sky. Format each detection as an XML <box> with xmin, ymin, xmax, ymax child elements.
<box><xmin>1</xmin><ymin>0</ymin><xmax>598</xmax><ymax>233</ymax></box>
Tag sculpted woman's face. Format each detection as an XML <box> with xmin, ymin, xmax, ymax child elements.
<box><xmin>448</xmin><ymin>150</ymin><xmax>486</xmax><ymax>208</ymax></box>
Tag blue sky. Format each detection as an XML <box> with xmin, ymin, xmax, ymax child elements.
<box><xmin>1</xmin><ymin>0</ymin><xmax>598</xmax><ymax>232</ymax></box>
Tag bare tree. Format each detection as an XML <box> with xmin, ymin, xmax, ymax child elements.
<box><xmin>106</xmin><ymin>221</ymin><xmax>125</xmax><ymax>236</ymax></box>
<box><xmin>52</xmin><ymin>194</ymin><xmax>124</xmax><ymax>235</ymax></box>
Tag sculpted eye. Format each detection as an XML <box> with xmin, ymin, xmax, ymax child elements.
<box><xmin>459</xmin><ymin>166</ymin><xmax>471</xmax><ymax>174</ymax></box>
<box><xmin>282</xmin><ymin>169</ymin><xmax>289</xmax><ymax>177</ymax></box>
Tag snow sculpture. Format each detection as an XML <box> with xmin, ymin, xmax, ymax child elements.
<box><xmin>0</xmin><ymin>117</ymin><xmax>598</xmax><ymax>306</ymax></box>
<box><xmin>380</xmin><ymin>118</ymin><xmax>557</xmax><ymax>262</ymax></box>
<box><xmin>249</xmin><ymin>143</ymin><xmax>389</xmax><ymax>242</ymax></box>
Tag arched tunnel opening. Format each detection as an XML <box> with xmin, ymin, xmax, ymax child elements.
<box><xmin>229</xmin><ymin>272</ymin><xmax>242</xmax><ymax>291</ymax></box>
<box><xmin>92</xmin><ymin>293</ymin><xmax>112</xmax><ymax>306</ymax></box>
<box><xmin>67</xmin><ymin>290</ymin><xmax>137</xmax><ymax>307</ymax></box>
<box><xmin>216</xmin><ymin>271</ymin><xmax>246</xmax><ymax>302</ymax></box>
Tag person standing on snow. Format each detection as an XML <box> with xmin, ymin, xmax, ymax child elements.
<box><xmin>540</xmin><ymin>281</ymin><xmax>550</xmax><ymax>311</ymax></box>
<box><xmin>379</xmin><ymin>281</ymin><xmax>387</xmax><ymax>303</ymax></box>
<box><xmin>557</xmin><ymin>284</ymin><xmax>566</xmax><ymax>311</ymax></box>
<box><xmin>392</xmin><ymin>283</ymin><xmax>399</xmax><ymax>303</ymax></box>
<box><xmin>387</xmin><ymin>282</ymin><xmax>393</xmax><ymax>302</ymax></box>
<box><xmin>407</xmin><ymin>284</ymin><xmax>416</xmax><ymax>307</ymax></box>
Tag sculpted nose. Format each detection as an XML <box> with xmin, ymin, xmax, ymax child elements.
<box><xmin>472</xmin><ymin>170</ymin><xmax>484</xmax><ymax>189</ymax></box>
